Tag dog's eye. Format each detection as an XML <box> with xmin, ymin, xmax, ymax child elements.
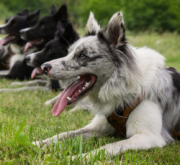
<box><xmin>41</xmin><ymin>25</ymin><xmax>44</xmax><ymax>29</ymax></box>
<box><xmin>79</xmin><ymin>54</ymin><xmax>86</xmax><ymax>59</ymax></box>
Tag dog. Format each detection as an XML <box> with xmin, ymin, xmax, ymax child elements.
<box><xmin>0</xmin><ymin>9</ymin><xmax>40</xmax><ymax>80</ymax></box>
<box><xmin>25</xmin><ymin>22</ymin><xmax>92</xmax><ymax>110</ymax></box>
<box><xmin>4</xmin><ymin>22</ymin><xmax>79</xmax><ymax>94</ymax></box>
<box><xmin>8</xmin><ymin>5</ymin><xmax>69</xmax><ymax>91</ymax></box>
<box><xmin>20</xmin><ymin>5</ymin><xmax>68</xmax><ymax>52</ymax></box>
<box><xmin>33</xmin><ymin>12</ymin><xmax>180</xmax><ymax>159</ymax></box>
<box><xmin>25</xmin><ymin>22</ymin><xmax>81</xmax><ymax>106</ymax></box>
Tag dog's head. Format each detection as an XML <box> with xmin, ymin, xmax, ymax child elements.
<box><xmin>21</xmin><ymin>5</ymin><xmax>68</xmax><ymax>51</ymax></box>
<box><xmin>0</xmin><ymin>9</ymin><xmax>40</xmax><ymax>46</ymax></box>
<box><xmin>41</xmin><ymin>12</ymin><xmax>138</xmax><ymax>117</ymax></box>
<box><xmin>25</xmin><ymin>22</ymin><xmax>79</xmax><ymax>79</ymax></box>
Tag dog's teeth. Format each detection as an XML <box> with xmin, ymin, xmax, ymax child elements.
<box><xmin>67</xmin><ymin>97</ymin><xmax>71</xmax><ymax>101</ymax></box>
<box><xmin>85</xmin><ymin>82</ymin><xmax>90</xmax><ymax>87</ymax></box>
<box><xmin>79</xmin><ymin>90</ymin><xmax>81</xmax><ymax>93</ymax></box>
<box><xmin>77</xmin><ymin>76</ymin><xmax>80</xmax><ymax>79</ymax></box>
<box><xmin>83</xmin><ymin>87</ymin><xmax>86</xmax><ymax>90</ymax></box>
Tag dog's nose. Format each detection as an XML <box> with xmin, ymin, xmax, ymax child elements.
<box><xmin>41</xmin><ymin>63</ymin><xmax>52</xmax><ymax>72</ymax></box>
<box><xmin>25</xmin><ymin>56</ymin><xmax>30</xmax><ymax>63</ymax></box>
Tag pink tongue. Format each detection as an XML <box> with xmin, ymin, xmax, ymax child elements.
<box><xmin>0</xmin><ymin>36</ymin><xmax>15</xmax><ymax>46</ymax></box>
<box><xmin>31</xmin><ymin>67</ymin><xmax>43</xmax><ymax>79</ymax></box>
<box><xmin>24</xmin><ymin>42</ymin><xmax>32</xmax><ymax>52</ymax></box>
<box><xmin>31</xmin><ymin>68</ymin><xmax>38</xmax><ymax>79</ymax></box>
<box><xmin>52</xmin><ymin>78</ymin><xmax>87</xmax><ymax>117</ymax></box>
<box><xmin>24</xmin><ymin>39</ymin><xmax>41</xmax><ymax>52</ymax></box>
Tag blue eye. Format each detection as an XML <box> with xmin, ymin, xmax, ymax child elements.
<box><xmin>79</xmin><ymin>54</ymin><xmax>86</xmax><ymax>58</ymax></box>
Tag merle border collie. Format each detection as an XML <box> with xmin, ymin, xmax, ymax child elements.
<box><xmin>32</xmin><ymin>12</ymin><xmax>180</xmax><ymax>159</ymax></box>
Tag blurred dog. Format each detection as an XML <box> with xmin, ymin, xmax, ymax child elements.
<box><xmin>10</xmin><ymin>5</ymin><xmax>69</xmax><ymax>91</ymax></box>
<box><xmin>21</xmin><ymin>5</ymin><xmax>68</xmax><ymax>52</ymax></box>
<box><xmin>36</xmin><ymin>12</ymin><xmax>180</xmax><ymax>159</ymax></box>
<box><xmin>0</xmin><ymin>9</ymin><xmax>40</xmax><ymax>80</ymax></box>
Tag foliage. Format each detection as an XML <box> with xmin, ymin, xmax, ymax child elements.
<box><xmin>0</xmin><ymin>3</ymin><xmax>13</xmax><ymax>23</ymax></box>
<box><xmin>0</xmin><ymin>0</ymin><xmax>180</xmax><ymax>32</ymax></box>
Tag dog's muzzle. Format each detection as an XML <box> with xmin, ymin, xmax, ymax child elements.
<box><xmin>41</xmin><ymin>63</ymin><xmax>52</xmax><ymax>74</ymax></box>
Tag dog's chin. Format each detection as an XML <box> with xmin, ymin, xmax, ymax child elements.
<box><xmin>52</xmin><ymin>75</ymin><xmax>97</xmax><ymax>117</ymax></box>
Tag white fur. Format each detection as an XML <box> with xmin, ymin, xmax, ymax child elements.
<box><xmin>26</xmin><ymin>53</ymin><xmax>36</xmax><ymax>67</ymax></box>
<box><xmin>20</xmin><ymin>27</ymin><xmax>31</xmax><ymax>33</ymax></box>
<box><xmin>9</xmin><ymin>54</ymin><xmax>24</xmax><ymax>69</ymax></box>
<box><xmin>0</xmin><ymin>24</ymin><xmax>6</xmax><ymax>34</ymax></box>
<box><xmin>86</xmin><ymin>12</ymin><xmax>100</xmax><ymax>34</ymax></box>
<box><xmin>11</xmin><ymin>44</ymin><xmax>22</xmax><ymax>54</ymax></box>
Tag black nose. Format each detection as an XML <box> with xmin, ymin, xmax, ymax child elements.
<box><xmin>41</xmin><ymin>63</ymin><xmax>52</xmax><ymax>73</ymax></box>
<box><xmin>25</xmin><ymin>56</ymin><xmax>30</xmax><ymax>63</ymax></box>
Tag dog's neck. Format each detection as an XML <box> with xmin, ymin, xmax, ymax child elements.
<box><xmin>88</xmin><ymin>46</ymin><xmax>166</xmax><ymax>116</ymax></box>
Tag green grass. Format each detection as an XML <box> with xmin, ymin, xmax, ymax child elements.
<box><xmin>0</xmin><ymin>33</ymin><xmax>180</xmax><ymax>164</ymax></box>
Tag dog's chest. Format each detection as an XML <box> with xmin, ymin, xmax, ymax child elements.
<box><xmin>9</xmin><ymin>54</ymin><xmax>24</xmax><ymax>69</ymax></box>
<box><xmin>11</xmin><ymin>44</ymin><xmax>23</xmax><ymax>54</ymax></box>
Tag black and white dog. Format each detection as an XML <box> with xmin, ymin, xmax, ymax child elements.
<box><xmin>26</xmin><ymin>22</ymin><xmax>79</xmax><ymax>84</ymax></box>
<box><xmin>34</xmin><ymin>12</ymin><xmax>180</xmax><ymax>159</ymax></box>
<box><xmin>21</xmin><ymin>5</ymin><xmax>68</xmax><ymax>52</ymax></box>
<box><xmin>0</xmin><ymin>9</ymin><xmax>40</xmax><ymax>80</ymax></box>
<box><xmin>23</xmin><ymin>23</ymin><xmax>80</xmax><ymax>103</ymax></box>
<box><xmin>11</xmin><ymin>5</ymin><xmax>69</xmax><ymax>91</ymax></box>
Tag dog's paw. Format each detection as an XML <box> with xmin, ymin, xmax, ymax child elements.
<box><xmin>44</xmin><ymin>100</ymin><xmax>53</xmax><ymax>106</ymax></box>
<box><xmin>32</xmin><ymin>141</ymin><xmax>42</xmax><ymax>147</ymax></box>
<box><xmin>11</xmin><ymin>82</ymin><xmax>21</xmax><ymax>86</ymax></box>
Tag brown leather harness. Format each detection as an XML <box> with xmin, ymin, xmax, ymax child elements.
<box><xmin>0</xmin><ymin>47</ymin><xmax>14</xmax><ymax>70</ymax></box>
<box><xmin>107</xmin><ymin>97</ymin><xmax>180</xmax><ymax>140</ymax></box>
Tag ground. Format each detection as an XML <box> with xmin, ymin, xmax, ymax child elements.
<box><xmin>0</xmin><ymin>32</ymin><xmax>180</xmax><ymax>164</ymax></box>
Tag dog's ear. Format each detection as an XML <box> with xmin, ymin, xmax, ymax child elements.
<box><xmin>86</xmin><ymin>12</ymin><xmax>100</xmax><ymax>36</ymax></box>
<box><xmin>59</xmin><ymin>23</ymin><xmax>78</xmax><ymax>45</ymax></box>
<box><xmin>17</xmin><ymin>9</ymin><xmax>29</xmax><ymax>16</ymax></box>
<box><xmin>27</xmin><ymin>9</ymin><xmax>41</xmax><ymax>26</ymax></box>
<box><xmin>50</xmin><ymin>5</ymin><xmax>57</xmax><ymax>15</ymax></box>
<box><xmin>99</xmin><ymin>12</ymin><xmax>125</xmax><ymax>46</ymax></box>
<box><xmin>54</xmin><ymin>4</ymin><xmax>68</xmax><ymax>24</ymax></box>
<box><xmin>55</xmin><ymin>22</ymin><xmax>65</xmax><ymax>39</ymax></box>
<box><xmin>62</xmin><ymin>23</ymin><xmax>74</xmax><ymax>42</ymax></box>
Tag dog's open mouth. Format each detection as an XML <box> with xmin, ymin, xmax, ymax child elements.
<box><xmin>52</xmin><ymin>75</ymin><xmax>96</xmax><ymax>117</ymax></box>
<box><xmin>0</xmin><ymin>35</ymin><xmax>16</xmax><ymax>46</ymax></box>
<box><xmin>24</xmin><ymin>38</ymin><xmax>44</xmax><ymax>52</ymax></box>
<box><xmin>31</xmin><ymin>67</ymin><xmax>43</xmax><ymax>79</ymax></box>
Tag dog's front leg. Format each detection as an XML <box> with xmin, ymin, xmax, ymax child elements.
<box><xmin>44</xmin><ymin>94</ymin><xmax>61</xmax><ymax>106</ymax></box>
<box><xmin>73</xmin><ymin>100</ymin><xmax>167</xmax><ymax>159</ymax></box>
<box><xmin>0</xmin><ymin>86</ymin><xmax>50</xmax><ymax>93</ymax></box>
<box><xmin>32</xmin><ymin>114</ymin><xmax>115</xmax><ymax>147</ymax></box>
<box><xmin>11</xmin><ymin>80</ymin><xmax>47</xmax><ymax>87</ymax></box>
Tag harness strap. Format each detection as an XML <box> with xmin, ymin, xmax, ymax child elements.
<box><xmin>107</xmin><ymin>96</ymin><xmax>180</xmax><ymax>140</ymax></box>
<box><xmin>107</xmin><ymin>96</ymin><xmax>143</xmax><ymax>137</ymax></box>
<box><xmin>0</xmin><ymin>48</ymin><xmax>14</xmax><ymax>70</ymax></box>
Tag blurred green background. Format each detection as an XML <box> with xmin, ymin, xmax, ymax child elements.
<box><xmin>0</xmin><ymin>0</ymin><xmax>180</xmax><ymax>33</ymax></box>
